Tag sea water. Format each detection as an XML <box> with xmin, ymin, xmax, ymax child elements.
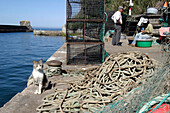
<box><xmin>0</xmin><ymin>30</ymin><xmax>65</xmax><ymax>107</ymax></box>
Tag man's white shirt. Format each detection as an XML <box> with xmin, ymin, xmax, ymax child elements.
<box><xmin>111</xmin><ymin>11</ymin><xmax>122</xmax><ymax>24</ymax></box>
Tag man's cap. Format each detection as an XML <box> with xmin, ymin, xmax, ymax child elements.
<box><xmin>143</xmin><ymin>18</ymin><xmax>148</xmax><ymax>23</ymax></box>
<box><xmin>118</xmin><ymin>6</ymin><xmax>123</xmax><ymax>10</ymax></box>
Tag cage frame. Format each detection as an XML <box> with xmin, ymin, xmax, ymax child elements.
<box><xmin>66</xmin><ymin>0</ymin><xmax>105</xmax><ymax>65</ymax></box>
<box><xmin>66</xmin><ymin>0</ymin><xmax>105</xmax><ymax>20</ymax></box>
<box><xmin>66</xmin><ymin>0</ymin><xmax>105</xmax><ymax>42</ymax></box>
<box><xmin>66</xmin><ymin>42</ymin><xmax>104</xmax><ymax>65</ymax></box>
<box><xmin>66</xmin><ymin>21</ymin><xmax>105</xmax><ymax>42</ymax></box>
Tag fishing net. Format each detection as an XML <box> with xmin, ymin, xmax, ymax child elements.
<box><xmin>36</xmin><ymin>51</ymin><xmax>160</xmax><ymax>113</ymax></box>
<box><xmin>98</xmin><ymin>52</ymin><xmax>170</xmax><ymax>113</ymax></box>
<box><xmin>99</xmin><ymin>64</ymin><xmax>169</xmax><ymax>113</ymax></box>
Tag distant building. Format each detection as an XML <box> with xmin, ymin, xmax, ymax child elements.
<box><xmin>20</xmin><ymin>20</ymin><xmax>33</xmax><ymax>31</ymax></box>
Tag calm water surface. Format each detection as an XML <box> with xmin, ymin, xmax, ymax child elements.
<box><xmin>0</xmin><ymin>32</ymin><xmax>65</xmax><ymax>107</ymax></box>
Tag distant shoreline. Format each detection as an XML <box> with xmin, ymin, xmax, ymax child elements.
<box><xmin>33</xmin><ymin>29</ymin><xmax>64</xmax><ymax>36</ymax></box>
<box><xmin>33</xmin><ymin>28</ymin><xmax>62</xmax><ymax>31</ymax></box>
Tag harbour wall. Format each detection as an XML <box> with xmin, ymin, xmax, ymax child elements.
<box><xmin>0</xmin><ymin>25</ymin><xmax>33</xmax><ymax>33</ymax></box>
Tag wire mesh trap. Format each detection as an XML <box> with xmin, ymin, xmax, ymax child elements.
<box><xmin>67</xmin><ymin>43</ymin><xmax>103</xmax><ymax>65</ymax></box>
<box><xmin>66</xmin><ymin>21</ymin><xmax>104</xmax><ymax>42</ymax></box>
<box><xmin>66</xmin><ymin>0</ymin><xmax>104</xmax><ymax>19</ymax></box>
<box><xmin>66</xmin><ymin>0</ymin><xmax>105</xmax><ymax>65</ymax></box>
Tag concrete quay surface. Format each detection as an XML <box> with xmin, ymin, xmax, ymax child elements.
<box><xmin>105</xmin><ymin>38</ymin><xmax>165</xmax><ymax>63</ymax></box>
<box><xmin>0</xmin><ymin>38</ymin><xmax>165</xmax><ymax>113</ymax></box>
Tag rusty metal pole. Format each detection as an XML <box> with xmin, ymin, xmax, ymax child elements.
<box><xmin>84</xmin><ymin>0</ymin><xmax>87</xmax><ymax>64</ymax></box>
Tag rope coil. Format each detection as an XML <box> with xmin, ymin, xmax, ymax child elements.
<box><xmin>37</xmin><ymin>51</ymin><xmax>159</xmax><ymax>113</ymax></box>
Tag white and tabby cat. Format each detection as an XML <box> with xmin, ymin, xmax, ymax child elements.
<box><xmin>32</xmin><ymin>59</ymin><xmax>48</xmax><ymax>94</ymax></box>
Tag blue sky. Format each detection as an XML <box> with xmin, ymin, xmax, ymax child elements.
<box><xmin>0</xmin><ymin>0</ymin><xmax>66</xmax><ymax>28</ymax></box>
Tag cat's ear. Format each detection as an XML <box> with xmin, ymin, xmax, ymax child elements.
<box><xmin>40</xmin><ymin>59</ymin><xmax>43</xmax><ymax>63</ymax></box>
<box><xmin>32</xmin><ymin>60</ymin><xmax>35</xmax><ymax>64</ymax></box>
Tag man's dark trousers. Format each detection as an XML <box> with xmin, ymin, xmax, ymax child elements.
<box><xmin>112</xmin><ymin>24</ymin><xmax>121</xmax><ymax>45</ymax></box>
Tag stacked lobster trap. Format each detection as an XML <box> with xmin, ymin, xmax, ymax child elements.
<box><xmin>66</xmin><ymin>0</ymin><xmax>105</xmax><ymax>65</ymax></box>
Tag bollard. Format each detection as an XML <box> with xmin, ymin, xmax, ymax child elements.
<box><xmin>46</xmin><ymin>60</ymin><xmax>62</xmax><ymax>77</ymax></box>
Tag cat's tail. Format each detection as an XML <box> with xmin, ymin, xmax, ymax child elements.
<box><xmin>43</xmin><ymin>74</ymin><xmax>49</xmax><ymax>90</ymax></box>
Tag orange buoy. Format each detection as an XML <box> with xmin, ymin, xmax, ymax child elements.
<box><xmin>163</xmin><ymin>1</ymin><xmax>168</xmax><ymax>7</ymax></box>
<box><xmin>148</xmin><ymin>103</ymin><xmax>170</xmax><ymax>113</ymax></box>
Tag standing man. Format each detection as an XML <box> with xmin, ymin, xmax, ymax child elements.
<box><xmin>111</xmin><ymin>6</ymin><xmax>123</xmax><ymax>46</ymax></box>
